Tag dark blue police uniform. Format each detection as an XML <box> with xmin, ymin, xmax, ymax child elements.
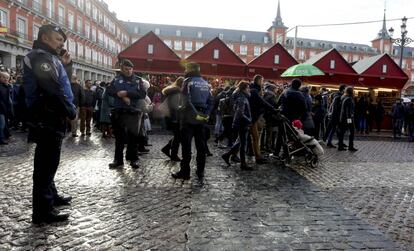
<box><xmin>172</xmin><ymin>76</ymin><xmax>213</xmax><ymax>180</ymax></box>
<box><xmin>107</xmin><ymin>73</ymin><xmax>146</xmax><ymax>168</ymax></box>
<box><xmin>23</xmin><ymin>38</ymin><xmax>76</xmax><ymax>222</ymax></box>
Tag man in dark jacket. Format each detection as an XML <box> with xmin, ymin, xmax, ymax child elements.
<box><xmin>23</xmin><ymin>24</ymin><xmax>76</xmax><ymax>224</ymax></box>
<box><xmin>0</xmin><ymin>71</ymin><xmax>11</xmax><ymax>144</ymax></box>
<box><xmin>324</xmin><ymin>84</ymin><xmax>346</xmax><ymax>147</ymax></box>
<box><xmin>107</xmin><ymin>59</ymin><xmax>146</xmax><ymax>169</ymax></box>
<box><xmin>248</xmin><ymin>75</ymin><xmax>276</xmax><ymax>164</ymax></box>
<box><xmin>391</xmin><ymin>98</ymin><xmax>405</xmax><ymax>139</ymax></box>
<box><xmin>171</xmin><ymin>63</ymin><xmax>213</xmax><ymax>180</ymax></box>
<box><xmin>80</xmin><ymin>79</ymin><xmax>95</xmax><ymax>136</ymax></box>
<box><xmin>337</xmin><ymin>87</ymin><xmax>358</xmax><ymax>151</ymax></box>
<box><xmin>70</xmin><ymin>75</ymin><xmax>84</xmax><ymax>137</ymax></box>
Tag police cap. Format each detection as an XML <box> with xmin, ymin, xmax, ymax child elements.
<box><xmin>38</xmin><ymin>24</ymin><xmax>67</xmax><ymax>42</ymax></box>
<box><xmin>120</xmin><ymin>59</ymin><xmax>134</xmax><ymax>68</ymax></box>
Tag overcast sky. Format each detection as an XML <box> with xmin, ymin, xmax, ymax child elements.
<box><xmin>105</xmin><ymin>0</ymin><xmax>413</xmax><ymax>46</ymax></box>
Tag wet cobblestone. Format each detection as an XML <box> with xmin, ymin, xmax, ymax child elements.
<box><xmin>0</xmin><ymin>132</ymin><xmax>412</xmax><ymax>250</ymax></box>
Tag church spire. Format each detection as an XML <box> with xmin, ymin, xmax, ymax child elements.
<box><xmin>377</xmin><ymin>6</ymin><xmax>390</xmax><ymax>39</ymax></box>
<box><xmin>273</xmin><ymin>0</ymin><xmax>287</xmax><ymax>28</ymax></box>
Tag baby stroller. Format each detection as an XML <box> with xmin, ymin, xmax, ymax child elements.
<box><xmin>275</xmin><ymin>113</ymin><xmax>322</xmax><ymax>168</ymax></box>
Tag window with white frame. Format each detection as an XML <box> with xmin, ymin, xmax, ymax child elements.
<box><xmin>176</xmin><ymin>30</ymin><xmax>181</xmax><ymax>36</ymax></box>
<box><xmin>68</xmin><ymin>12</ymin><xmax>74</xmax><ymax>30</ymax></box>
<box><xmin>240</xmin><ymin>45</ymin><xmax>247</xmax><ymax>55</ymax></box>
<box><xmin>299</xmin><ymin>50</ymin><xmax>305</xmax><ymax>60</ymax></box>
<box><xmin>155</xmin><ymin>28</ymin><xmax>160</xmax><ymax>35</ymax></box>
<box><xmin>91</xmin><ymin>27</ymin><xmax>96</xmax><ymax>42</ymax></box>
<box><xmin>382</xmin><ymin>64</ymin><xmax>387</xmax><ymax>74</ymax></box>
<box><xmin>92</xmin><ymin>5</ymin><xmax>97</xmax><ymax>20</ymax></box>
<box><xmin>58</xmin><ymin>5</ymin><xmax>65</xmax><ymax>25</ymax></box>
<box><xmin>77</xmin><ymin>42</ymin><xmax>84</xmax><ymax>57</ymax></box>
<box><xmin>219</xmin><ymin>33</ymin><xmax>224</xmax><ymax>39</ymax></box>
<box><xmin>254</xmin><ymin>46</ymin><xmax>261</xmax><ymax>56</ymax></box>
<box><xmin>241</xmin><ymin>34</ymin><xmax>246</xmax><ymax>42</ymax></box>
<box><xmin>16</xmin><ymin>17</ymin><xmax>26</xmax><ymax>37</ymax></box>
<box><xmin>85</xmin><ymin>46</ymin><xmax>91</xmax><ymax>60</ymax></box>
<box><xmin>184</xmin><ymin>41</ymin><xmax>192</xmax><ymax>51</ymax></box>
<box><xmin>264</xmin><ymin>36</ymin><xmax>269</xmax><ymax>44</ymax></box>
<box><xmin>68</xmin><ymin>39</ymin><xmax>76</xmax><ymax>54</ymax></box>
<box><xmin>98</xmin><ymin>31</ymin><xmax>103</xmax><ymax>45</ymax></box>
<box><xmin>197</xmin><ymin>31</ymin><xmax>202</xmax><ymax>38</ymax></box>
<box><xmin>148</xmin><ymin>44</ymin><xmax>154</xmax><ymax>54</ymax></box>
<box><xmin>0</xmin><ymin>9</ymin><xmax>8</xmax><ymax>27</ymax></box>
<box><xmin>274</xmin><ymin>54</ymin><xmax>280</xmax><ymax>64</ymax></box>
<box><xmin>213</xmin><ymin>49</ymin><xmax>219</xmax><ymax>59</ymax></box>
<box><xmin>108</xmin><ymin>57</ymin><xmax>112</xmax><ymax>67</ymax></box>
<box><xmin>134</xmin><ymin>27</ymin><xmax>138</xmax><ymax>34</ymax></box>
<box><xmin>411</xmin><ymin>73</ymin><xmax>414</xmax><ymax>81</ymax></box>
<box><xmin>227</xmin><ymin>44</ymin><xmax>233</xmax><ymax>51</ymax></box>
<box><xmin>77</xmin><ymin>17</ymin><xmax>83</xmax><ymax>34</ymax></box>
<box><xmin>402</xmin><ymin>59</ymin><xmax>407</xmax><ymax>69</ymax></box>
<box><xmin>33</xmin><ymin>0</ymin><xmax>41</xmax><ymax>11</ymax></box>
<box><xmin>85</xmin><ymin>23</ymin><xmax>90</xmax><ymax>39</ymax></box>
<box><xmin>330</xmin><ymin>60</ymin><xmax>335</xmax><ymax>69</ymax></box>
<box><xmin>164</xmin><ymin>40</ymin><xmax>172</xmax><ymax>48</ymax></box>
<box><xmin>85</xmin><ymin>0</ymin><xmax>91</xmax><ymax>15</ymax></box>
<box><xmin>195</xmin><ymin>42</ymin><xmax>204</xmax><ymax>50</ymax></box>
<box><xmin>174</xmin><ymin>41</ymin><xmax>182</xmax><ymax>50</ymax></box>
<box><xmin>33</xmin><ymin>24</ymin><xmax>40</xmax><ymax>40</ymax></box>
<box><xmin>46</xmin><ymin>0</ymin><xmax>53</xmax><ymax>18</ymax></box>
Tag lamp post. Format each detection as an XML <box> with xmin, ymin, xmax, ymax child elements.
<box><xmin>389</xmin><ymin>16</ymin><xmax>413</xmax><ymax>68</ymax></box>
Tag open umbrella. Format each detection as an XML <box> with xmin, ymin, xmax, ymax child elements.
<box><xmin>281</xmin><ymin>64</ymin><xmax>324</xmax><ymax>77</ymax></box>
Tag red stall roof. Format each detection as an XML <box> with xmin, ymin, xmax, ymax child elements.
<box><xmin>304</xmin><ymin>48</ymin><xmax>358</xmax><ymax>85</ymax></box>
<box><xmin>186</xmin><ymin>37</ymin><xmax>247</xmax><ymax>78</ymax></box>
<box><xmin>353</xmin><ymin>53</ymin><xmax>409</xmax><ymax>89</ymax></box>
<box><xmin>247</xmin><ymin>43</ymin><xmax>298</xmax><ymax>80</ymax></box>
<box><xmin>118</xmin><ymin>31</ymin><xmax>183</xmax><ymax>74</ymax></box>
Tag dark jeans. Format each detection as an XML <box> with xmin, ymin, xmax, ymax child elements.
<box><xmin>230</xmin><ymin>126</ymin><xmax>249</xmax><ymax>164</ymax></box>
<box><xmin>32</xmin><ymin>128</ymin><xmax>64</xmax><ymax>215</ymax></box>
<box><xmin>274</xmin><ymin>122</ymin><xmax>289</xmax><ymax>158</ymax></box>
<box><xmin>180</xmin><ymin>123</ymin><xmax>207</xmax><ymax>175</ymax></box>
<box><xmin>324</xmin><ymin>118</ymin><xmax>339</xmax><ymax>144</ymax></box>
<box><xmin>314</xmin><ymin>118</ymin><xmax>323</xmax><ymax>140</ymax></box>
<box><xmin>338</xmin><ymin>122</ymin><xmax>355</xmax><ymax>148</ymax></box>
<box><xmin>112</xmin><ymin>112</ymin><xmax>142</xmax><ymax>163</ymax></box>
<box><xmin>218</xmin><ymin>116</ymin><xmax>235</xmax><ymax>146</ymax></box>
<box><xmin>164</xmin><ymin>122</ymin><xmax>180</xmax><ymax>157</ymax></box>
<box><xmin>393</xmin><ymin>119</ymin><xmax>403</xmax><ymax>137</ymax></box>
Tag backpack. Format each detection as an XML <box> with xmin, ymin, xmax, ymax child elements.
<box><xmin>218</xmin><ymin>96</ymin><xmax>234</xmax><ymax>117</ymax></box>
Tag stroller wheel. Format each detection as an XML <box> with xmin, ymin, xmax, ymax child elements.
<box><xmin>305</xmin><ymin>154</ymin><xmax>313</xmax><ymax>164</ymax></box>
<box><xmin>309</xmin><ymin>156</ymin><xmax>319</xmax><ymax>168</ymax></box>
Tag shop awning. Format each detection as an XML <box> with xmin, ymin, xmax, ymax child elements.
<box><xmin>118</xmin><ymin>31</ymin><xmax>183</xmax><ymax>74</ymax></box>
<box><xmin>247</xmin><ymin>43</ymin><xmax>298</xmax><ymax>80</ymax></box>
<box><xmin>353</xmin><ymin>53</ymin><xmax>409</xmax><ymax>89</ymax></box>
<box><xmin>303</xmin><ymin>48</ymin><xmax>358</xmax><ymax>85</ymax></box>
<box><xmin>186</xmin><ymin>37</ymin><xmax>247</xmax><ymax>78</ymax></box>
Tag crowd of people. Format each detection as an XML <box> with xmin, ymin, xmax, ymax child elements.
<box><xmin>3</xmin><ymin>23</ymin><xmax>414</xmax><ymax>225</ymax></box>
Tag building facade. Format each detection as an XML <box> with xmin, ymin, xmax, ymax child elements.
<box><xmin>0</xmin><ymin>0</ymin><xmax>130</xmax><ymax>82</ymax></box>
<box><xmin>124</xmin><ymin>1</ymin><xmax>414</xmax><ymax>93</ymax></box>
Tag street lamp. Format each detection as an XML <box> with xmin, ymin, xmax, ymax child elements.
<box><xmin>389</xmin><ymin>16</ymin><xmax>413</xmax><ymax>68</ymax></box>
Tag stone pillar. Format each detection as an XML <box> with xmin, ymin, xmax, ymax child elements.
<box><xmin>91</xmin><ymin>72</ymin><xmax>96</xmax><ymax>81</ymax></box>
<box><xmin>3</xmin><ymin>53</ymin><xmax>16</xmax><ymax>68</ymax></box>
<box><xmin>84</xmin><ymin>71</ymin><xmax>91</xmax><ymax>81</ymax></box>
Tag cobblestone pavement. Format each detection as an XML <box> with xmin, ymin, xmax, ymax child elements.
<box><xmin>0</xmin><ymin>130</ymin><xmax>412</xmax><ymax>250</ymax></box>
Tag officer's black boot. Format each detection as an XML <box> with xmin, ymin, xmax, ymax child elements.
<box><xmin>130</xmin><ymin>160</ymin><xmax>140</xmax><ymax>169</ymax></box>
<box><xmin>171</xmin><ymin>171</ymin><xmax>190</xmax><ymax>180</ymax></box>
<box><xmin>109</xmin><ymin>160</ymin><xmax>124</xmax><ymax>169</ymax></box>
<box><xmin>32</xmin><ymin>209</ymin><xmax>69</xmax><ymax>224</ymax></box>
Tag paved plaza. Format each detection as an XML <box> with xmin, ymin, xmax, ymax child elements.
<box><xmin>0</xmin><ymin>130</ymin><xmax>413</xmax><ymax>250</ymax></box>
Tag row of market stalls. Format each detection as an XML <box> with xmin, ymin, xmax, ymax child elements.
<box><xmin>119</xmin><ymin>31</ymin><xmax>408</xmax><ymax>89</ymax></box>
<box><xmin>119</xmin><ymin>31</ymin><xmax>408</xmax><ymax>106</ymax></box>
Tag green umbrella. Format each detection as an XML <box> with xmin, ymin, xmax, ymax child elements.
<box><xmin>281</xmin><ymin>64</ymin><xmax>325</xmax><ymax>77</ymax></box>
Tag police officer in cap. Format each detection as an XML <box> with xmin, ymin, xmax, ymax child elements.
<box><xmin>23</xmin><ymin>24</ymin><xmax>76</xmax><ymax>224</ymax></box>
<box><xmin>107</xmin><ymin>59</ymin><xmax>146</xmax><ymax>169</ymax></box>
<box><xmin>171</xmin><ymin>62</ymin><xmax>213</xmax><ymax>180</ymax></box>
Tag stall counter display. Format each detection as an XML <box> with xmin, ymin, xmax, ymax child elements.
<box><xmin>377</xmin><ymin>91</ymin><xmax>400</xmax><ymax>113</ymax></box>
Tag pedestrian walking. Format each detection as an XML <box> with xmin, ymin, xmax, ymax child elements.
<box><xmin>337</xmin><ymin>87</ymin><xmax>358</xmax><ymax>151</ymax></box>
<box><xmin>80</xmin><ymin>80</ymin><xmax>95</xmax><ymax>136</ymax></box>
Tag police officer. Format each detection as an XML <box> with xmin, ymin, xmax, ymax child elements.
<box><xmin>107</xmin><ymin>59</ymin><xmax>146</xmax><ymax>169</ymax></box>
<box><xmin>171</xmin><ymin>63</ymin><xmax>213</xmax><ymax>180</ymax></box>
<box><xmin>23</xmin><ymin>25</ymin><xmax>77</xmax><ymax>224</ymax></box>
